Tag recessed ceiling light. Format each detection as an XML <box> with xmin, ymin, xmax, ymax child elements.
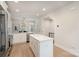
<box><xmin>16</xmin><ymin>9</ymin><xmax>20</xmax><ymax>12</ymax></box>
<box><xmin>14</xmin><ymin>1</ymin><xmax>19</xmax><ymax>3</ymax></box>
<box><xmin>42</xmin><ymin>8</ymin><xmax>46</xmax><ymax>11</ymax></box>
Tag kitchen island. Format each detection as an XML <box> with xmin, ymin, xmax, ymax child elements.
<box><xmin>30</xmin><ymin>34</ymin><xmax>53</xmax><ymax>57</ymax></box>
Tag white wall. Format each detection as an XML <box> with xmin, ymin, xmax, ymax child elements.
<box><xmin>48</xmin><ymin>2</ymin><xmax>79</xmax><ymax>56</ymax></box>
<box><xmin>40</xmin><ymin>17</ymin><xmax>54</xmax><ymax>36</ymax></box>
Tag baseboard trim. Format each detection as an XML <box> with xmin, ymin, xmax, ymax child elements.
<box><xmin>55</xmin><ymin>43</ymin><xmax>79</xmax><ymax>57</ymax></box>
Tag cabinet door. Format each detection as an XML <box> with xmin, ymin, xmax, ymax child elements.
<box><xmin>40</xmin><ymin>40</ymin><xmax>53</xmax><ymax>57</ymax></box>
<box><xmin>30</xmin><ymin>36</ymin><xmax>40</xmax><ymax>57</ymax></box>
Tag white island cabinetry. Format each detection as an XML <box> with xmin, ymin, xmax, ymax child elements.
<box><xmin>30</xmin><ymin>34</ymin><xmax>53</xmax><ymax>57</ymax></box>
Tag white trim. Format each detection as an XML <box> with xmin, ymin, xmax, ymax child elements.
<box><xmin>55</xmin><ymin>43</ymin><xmax>79</xmax><ymax>57</ymax></box>
<box><xmin>0</xmin><ymin>1</ymin><xmax>8</xmax><ymax>12</ymax></box>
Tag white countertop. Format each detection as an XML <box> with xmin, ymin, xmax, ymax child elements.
<box><xmin>30</xmin><ymin>34</ymin><xmax>53</xmax><ymax>41</ymax></box>
<box><xmin>13</xmin><ymin>32</ymin><xmax>27</xmax><ymax>34</ymax></box>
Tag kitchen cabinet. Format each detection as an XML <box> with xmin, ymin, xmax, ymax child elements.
<box><xmin>30</xmin><ymin>34</ymin><xmax>53</xmax><ymax>57</ymax></box>
<box><xmin>13</xmin><ymin>33</ymin><xmax>27</xmax><ymax>44</ymax></box>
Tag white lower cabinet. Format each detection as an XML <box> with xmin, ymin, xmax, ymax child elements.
<box><xmin>30</xmin><ymin>34</ymin><xmax>53</xmax><ymax>57</ymax></box>
<box><xmin>30</xmin><ymin>37</ymin><xmax>40</xmax><ymax>56</ymax></box>
<box><xmin>13</xmin><ymin>33</ymin><xmax>27</xmax><ymax>44</ymax></box>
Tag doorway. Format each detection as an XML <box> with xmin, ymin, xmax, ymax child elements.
<box><xmin>0</xmin><ymin>11</ymin><xmax>6</xmax><ymax>56</ymax></box>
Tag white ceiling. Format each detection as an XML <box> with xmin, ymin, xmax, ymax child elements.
<box><xmin>6</xmin><ymin>1</ymin><xmax>73</xmax><ymax>20</ymax></box>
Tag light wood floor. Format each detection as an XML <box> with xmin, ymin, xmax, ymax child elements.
<box><xmin>9</xmin><ymin>43</ymin><xmax>34</xmax><ymax>57</ymax></box>
<box><xmin>53</xmin><ymin>46</ymin><xmax>76</xmax><ymax>57</ymax></box>
<box><xmin>9</xmin><ymin>43</ymin><xmax>76</xmax><ymax>57</ymax></box>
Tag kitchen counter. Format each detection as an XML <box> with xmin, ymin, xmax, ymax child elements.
<box><xmin>12</xmin><ymin>33</ymin><xmax>27</xmax><ymax>44</ymax></box>
<box><xmin>30</xmin><ymin>34</ymin><xmax>53</xmax><ymax>57</ymax></box>
<box><xmin>30</xmin><ymin>34</ymin><xmax>53</xmax><ymax>41</ymax></box>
